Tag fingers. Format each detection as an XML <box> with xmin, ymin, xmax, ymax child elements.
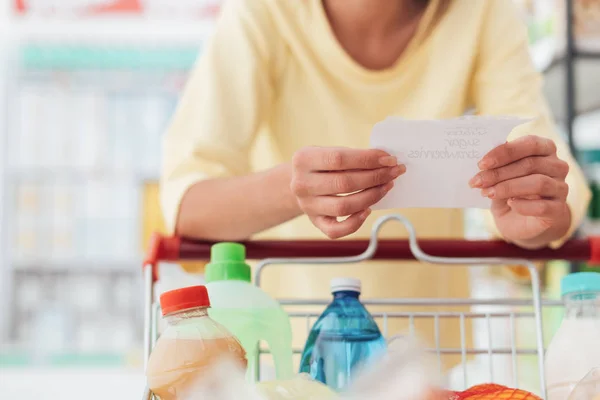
<box><xmin>293</xmin><ymin>147</ymin><xmax>397</xmax><ymax>172</ymax></box>
<box><xmin>479</xmin><ymin>135</ymin><xmax>557</xmax><ymax>170</ymax></box>
<box><xmin>470</xmin><ymin>156</ymin><xmax>569</xmax><ymax>188</ymax></box>
<box><xmin>292</xmin><ymin>165</ymin><xmax>405</xmax><ymax>196</ymax></box>
<box><xmin>310</xmin><ymin>210</ymin><xmax>372</xmax><ymax>239</ymax></box>
<box><xmin>291</xmin><ymin>146</ymin><xmax>402</xmax><ymax>239</ymax></box>
<box><xmin>507</xmin><ymin>198</ymin><xmax>569</xmax><ymax>219</ymax></box>
<box><xmin>300</xmin><ymin>182</ymin><xmax>393</xmax><ymax>217</ymax></box>
<box><xmin>481</xmin><ymin>174</ymin><xmax>569</xmax><ymax>201</ymax></box>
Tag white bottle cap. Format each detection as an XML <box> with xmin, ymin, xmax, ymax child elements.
<box><xmin>330</xmin><ymin>277</ymin><xmax>361</xmax><ymax>293</ymax></box>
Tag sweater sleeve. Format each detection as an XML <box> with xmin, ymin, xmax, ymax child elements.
<box><xmin>160</xmin><ymin>0</ymin><xmax>278</xmax><ymax>233</ymax></box>
<box><xmin>471</xmin><ymin>0</ymin><xmax>591</xmax><ymax>248</ymax></box>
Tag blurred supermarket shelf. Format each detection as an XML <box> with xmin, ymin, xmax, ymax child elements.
<box><xmin>543</xmin><ymin>58</ymin><xmax>600</xmax><ymax>121</ymax></box>
<box><xmin>575</xmin><ymin>50</ymin><xmax>600</xmax><ymax>59</ymax></box>
<box><xmin>0</xmin><ymin>368</ymin><xmax>144</xmax><ymax>400</ymax></box>
<box><xmin>17</xmin><ymin>44</ymin><xmax>198</xmax><ymax>71</ymax></box>
<box><xmin>12</xmin><ymin>259</ymin><xmax>141</xmax><ymax>272</ymax></box>
<box><xmin>0</xmin><ymin>339</ymin><xmax>143</xmax><ymax>367</ymax></box>
<box><xmin>7</xmin><ymin>167</ymin><xmax>158</xmax><ymax>183</ymax></box>
<box><xmin>8</xmin><ymin>17</ymin><xmax>216</xmax><ymax>45</ymax></box>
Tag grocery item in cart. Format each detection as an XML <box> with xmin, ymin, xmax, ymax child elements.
<box><xmin>344</xmin><ymin>334</ymin><xmax>441</xmax><ymax>400</ymax></box>
<box><xmin>453</xmin><ymin>384</ymin><xmax>542</xmax><ymax>399</ymax></box>
<box><xmin>146</xmin><ymin>285</ymin><xmax>247</xmax><ymax>400</ymax></box>
<box><xmin>545</xmin><ymin>272</ymin><xmax>600</xmax><ymax>400</ymax></box>
<box><xmin>344</xmin><ymin>334</ymin><xmax>541</xmax><ymax>400</ymax></box>
<box><xmin>299</xmin><ymin>277</ymin><xmax>386</xmax><ymax>391</ymax></box>
<box><xmin>205</xmin><ymin>243</ymin><xmax>294</xmax><ymax>380</ymax></box>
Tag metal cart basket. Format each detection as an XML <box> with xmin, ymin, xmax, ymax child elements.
<box><xmin>142</xmin><ymin>214</ymin><xmax>600</xmax><ymax>400</ymax></box>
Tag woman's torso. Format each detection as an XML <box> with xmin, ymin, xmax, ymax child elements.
<box><xmin>250</xmin><ymin>0</ymin><xmax>481</xmax><ymax>244</ymax></box>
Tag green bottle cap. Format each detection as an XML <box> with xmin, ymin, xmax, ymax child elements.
<box><xmin>205</xmin><ymin>243</ymin><xmax>251</xmax><ymax>283</ymax></box>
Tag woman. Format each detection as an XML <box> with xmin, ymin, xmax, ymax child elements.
<box><xmin>161</xmin><ymin>0</ymin><xmax>590</xmax><ymax>367</ymax></box>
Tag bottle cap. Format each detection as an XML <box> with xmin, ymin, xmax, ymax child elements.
<box><xmin>561</xmin><ymin>272</ymin><xmax>600</xmax><ymax>297</ymax></box>
<box><xmin>205</xmin><ymin>243</ymin><xmax>252</xmax><ymax>283</ymax></box>
<box><xmin>160</xmin><ymin>285</ymin><xmax>210</xmax><ymax>316</ymax></box>
<box><xmin>331</xmin><ymin>277</ymin><xmax>361</xmax><ymax>293</ymax></box>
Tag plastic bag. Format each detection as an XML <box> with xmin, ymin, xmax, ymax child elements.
<box><xmin>256</xmin><ymin>335</ymin><xmax>439</xmax><ymax>400</ymax></box>
<box><xmin>342</xmin><ymin>335</ymin><xmax>441</xmax><ymax>400</ymax></box>
<box><xmin>568</xmin><ymin>368</ymin><xmax>600</xmax><ymax>400</ymax></box>
<box><xmin>179</xmin><ymin>335</ymin><xmax>437</xmax><ymax>400</ymax></box>
<box><xmin>177</xmin><ymin>334</ymin><xmax>542</xmax><ymax>400</ymax></box>
<box><xmin>178</xmin><ymin>357</ymin><xmax>334</xmax><ymax>400</ymax></box>
<box><xmin>179</xmin><ymin>357</ymin><xmax>264</xmax><ymax>400</ymax></box>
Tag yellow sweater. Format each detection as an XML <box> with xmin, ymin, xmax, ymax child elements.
<box><xmin>160</xmin><ymin>0</ymin><xmax>590</xmax><ymax>359</ymax></box>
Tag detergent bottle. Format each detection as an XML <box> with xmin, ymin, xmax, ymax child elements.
<box><xmin>205</xmin><ymin>242</ymin><xmax>294</xmax><ymax>381</ymax></box>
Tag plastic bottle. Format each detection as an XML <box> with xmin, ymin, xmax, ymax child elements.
<box><xmin>545</xmin><ymin>272</ymin><xmax>600</xmax><ymax>400</ymax></box>
<box><xmin>299</xmin><ymin>278</ymin><xmax>387</xmax><ymax>392</ymax></box>
<box><xmin>146</xmin><ymin>285</ymin><xmax>246</xmax><ymax>400</ymax></box>
<box><xmin>204</xmin><ymin>243</ymin><xmax>294</xmax><ymax>381</ymax></box>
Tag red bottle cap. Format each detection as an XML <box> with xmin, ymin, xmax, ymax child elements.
<box><xmin>159</xmin><ymin>285</ymin><xmax>210</xmax><ymax>316</ymax></box>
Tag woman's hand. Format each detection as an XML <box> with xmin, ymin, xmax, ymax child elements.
<box><xmin>291</xmin><ymin>146</ymin><xmax>405</xmax><ymax>239</ymax></box>
<box><xmin>470</xmin><ymin>135</ymin><xmax>571</xmax><ymax>249</ymax></box>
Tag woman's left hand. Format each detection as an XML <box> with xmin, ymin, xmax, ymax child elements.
<box><xmin>469</xmin><ymin>135</ymin><xmax>571</xmax><ymax>249</ymax></box>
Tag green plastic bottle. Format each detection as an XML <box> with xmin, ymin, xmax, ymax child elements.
<box><xmin>205</xmin><ymin>243</ymin><xmax>294</xmax><ymax>381</ymax></box>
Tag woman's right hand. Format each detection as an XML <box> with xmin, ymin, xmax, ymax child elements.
<box><xmin>290</xmin><ymin>146</ymin><xmax>405</xmax><ymax>239</ymax></box>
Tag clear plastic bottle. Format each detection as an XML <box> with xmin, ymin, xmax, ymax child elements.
<box><xmin>545</xmin><ymin>272</ymin><xmax>600</xmax><ymax>400</ymax></box>
<box><xmin>299</xmin><ymin>278</ymin><xmax>387</xmax><ymax>392</ymax></box>
<box><xmin>146</xmin><ymin>285</ymin><xmax>246</xmax><ymax>400</ymax></box>
<box><xmin>205</xmin><ymin>243</ymin><xmax>294</xmax><ymax>381</ymax></box>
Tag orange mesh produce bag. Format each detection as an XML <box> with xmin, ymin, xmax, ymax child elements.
<box><xmin>454</xmin><ymin>384</ymin><xmax>542</xmax><ymax>400</ymax></box>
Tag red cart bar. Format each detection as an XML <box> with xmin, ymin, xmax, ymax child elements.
<box><xmin>144</xmin><ymin>233</ymin><xmax>600</xmax><ymax>282</ymax></box>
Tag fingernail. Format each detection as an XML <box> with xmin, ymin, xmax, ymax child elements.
<box><xmin>481</xmin><ymin>188</ymin><xmax>495</xmax><ymax>198</ymax></box>
<box><xmin>383</xmin><ymin>181</ymin><xmax>394</xmax><ymax>192</ymax></box>
<box><xmin>391</xmin><ymin>164</ymin><xmax>406</xmax><ymax>177</ymax></box>
<box><xmin>478</xmin><ymin>159</ymin><xmax>494</xmax><ymax>170</ymax></box>
<box><xmin>469</xmin><ymin>175</ymin><xmax>482</xmax><ymax>188</ymax></box>
<box><xmin>360</xmin><ymin>209</ymin><xmax>371</xmax><ymax>220</ymax></box>
<box><xmin>379</xmin><ymin>156</ymin><xmax>397</xmax><ymax>167</ymax></box>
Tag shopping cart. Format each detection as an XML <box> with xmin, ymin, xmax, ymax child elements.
<box><xmin>141</xmin><ymin>214</ymin><xmax>600</xmax><ymax>400</ymax></box>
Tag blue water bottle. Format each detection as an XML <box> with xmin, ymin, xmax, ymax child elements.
<box><xmin>299</xmin><ymin>277</ymin><xmax>387</xmax><ymax>391</ymax></box>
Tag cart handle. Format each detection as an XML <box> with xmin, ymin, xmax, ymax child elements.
<box><xmin>144</xmin><ymin>233</ymin><xmax>600</xmax><ymax>281</ymax></box>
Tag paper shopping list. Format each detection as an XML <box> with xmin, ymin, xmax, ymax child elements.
<box><xmin>370</xmin><ymin>116</ymin><xmax>530</xmax><ymax>209</ymax></box>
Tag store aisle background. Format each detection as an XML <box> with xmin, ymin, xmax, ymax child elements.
<box><xmin>0</xmin><ymin>1</ymin><xmax>598</xmax><ymax>399</ymax></box>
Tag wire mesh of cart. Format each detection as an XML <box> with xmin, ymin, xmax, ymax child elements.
<box><xmin>141</xmin><ymin>214</ymin><xmax>600</xmax><ymax>400</ymax></box>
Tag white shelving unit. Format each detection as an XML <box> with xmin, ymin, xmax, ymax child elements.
<box><xmin>0</xmin><ymin>2</ymin><xmax>218</xmax><ymax>368</ymax></box>
<box><xmin>10</xmin><ymin>17</ymin><xmax>213</xmax><ymax>44</ymax></box>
